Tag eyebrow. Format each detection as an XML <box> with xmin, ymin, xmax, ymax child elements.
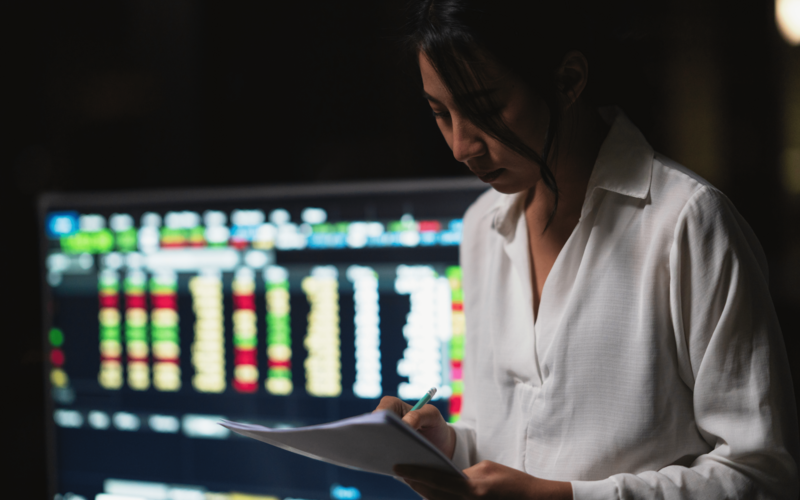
<box><xmin>423</xmin><ymin>88</ymin><xmax>498</xmax><ymax>104</ymax></box>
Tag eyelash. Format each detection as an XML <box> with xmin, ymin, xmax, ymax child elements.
<box><xmin>431</xmin><ymin>107</ymin><xmax>504</xmax><ymax>120</ymax></box>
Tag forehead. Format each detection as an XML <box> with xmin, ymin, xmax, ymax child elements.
<box><xmin>418</xmin><ymin>50</ymin><xmax>514</xmax><ymax>103</ymax></box>
<box><xmin>418</xmin><ymin>52</ymin><xmax>448</xmax><ymax>98</ymax></box>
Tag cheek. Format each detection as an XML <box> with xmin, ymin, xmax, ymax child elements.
<box><xmin>505</xmin><ymin>109</ymin><xmax>543</xmax><ymax>141</ymax></box>
<box><xmin>437</xmin><ymin>123</ymin><xmax>454</xmax><ymax>150</ymax></box>
<box><xmin>502</xmin><ymin>96</ymin><xmax>549</xmax><ymax>148</ymax></box>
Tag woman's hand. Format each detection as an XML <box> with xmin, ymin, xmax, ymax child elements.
<box><xmin>373</xmin><ymin>396</ymin><xmax>456</xmax><ymax>459</ymax></box>
<box><xmin>393</xmin><ymin>461</ymin><xmax>572</xmax><ymax>500</ymax></box>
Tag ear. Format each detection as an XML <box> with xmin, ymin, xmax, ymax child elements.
<box><xmin>555</xmin><ymin>50</ymin><xmax>589</xmax><ymax>108</ymax></box>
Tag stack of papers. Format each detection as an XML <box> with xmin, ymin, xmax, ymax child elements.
<box><xmin>220</xmin><ymin>410</ymin><xmax>465</xmax><ymax>478</ymax></box>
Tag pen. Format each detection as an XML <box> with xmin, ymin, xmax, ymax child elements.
<box><xmin>410</xmin><ymin>387</ymin><xmax>437</xmax><ymax>411</ymax></box>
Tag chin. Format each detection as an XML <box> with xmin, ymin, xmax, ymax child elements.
<box><xmin>487</xmin><ymin>178</ymin><xmax>531</xmax><ymax>195</ymax></box>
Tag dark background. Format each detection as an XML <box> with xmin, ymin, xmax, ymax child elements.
<box><xmin>7</xmin><ymin>1</ymin><xmax>799</xmax><ymax>498</ymax></box>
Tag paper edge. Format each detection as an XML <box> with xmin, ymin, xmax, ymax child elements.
<box><xmin>219</xmin><ymin>411</ymin><xmax>466</xmax><ymax>479</ymax></box>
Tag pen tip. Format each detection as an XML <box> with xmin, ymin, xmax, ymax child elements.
<box><xmin>429</xmin><ymin>387</ymin><xmax>437</xmax><ymax>396</ymax></box>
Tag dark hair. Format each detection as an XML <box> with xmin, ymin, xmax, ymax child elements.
<box><xmin>405</xmin><ymin>0</ymin><xmax>642</xmax><ymax>229</ymax></box>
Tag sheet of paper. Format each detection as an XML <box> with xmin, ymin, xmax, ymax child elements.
<box><xmin>219</xmin><ymin>410</ymin><xmax>465</xmax><ymax>478</ymax></box>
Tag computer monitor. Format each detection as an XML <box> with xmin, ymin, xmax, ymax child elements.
<box><xmin>39</xmin><ymin>178</ymin><xmax>486</xmax><ymax>500</ymax></box>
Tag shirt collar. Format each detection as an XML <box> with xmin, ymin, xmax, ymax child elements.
<box><xmin>490</xmin><ymin>106</ymin><xmax>654</xmax><ymax>239</ymax></box>
<box><xmin>587</xmin><ymin>106</ymin><xmax>653</xmax><ymax>202</ymax></box>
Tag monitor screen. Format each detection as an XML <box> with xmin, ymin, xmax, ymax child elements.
<box><xmin>39</xmin><ymin>178</ymin><xmax>486</xmax><ymax>500</ymax></box>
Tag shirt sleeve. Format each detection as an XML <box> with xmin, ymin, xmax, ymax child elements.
<box><xmin>573</xmin><ymin>186</ymin><xmax>799</xmax><ymax>499</ymax></box>
<box><xmin>447</xmin><ymin>194</ymin><xmax>490</xmax><ymax>472</ymax></box>
<box><xmin>449</xmin><ymin>322</ymin><xmax>478</xmax><ymax>471</ymax></box>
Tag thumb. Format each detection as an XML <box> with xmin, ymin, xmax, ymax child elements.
<box><xmin>402</xmin><ymin>403</ymin><xmax>441</xmax><ymax>430</ymax></box>
<box><xmin>374</xmin><ymin>396</ymin><xmax>412</xmax><ymax>417</ymax></box>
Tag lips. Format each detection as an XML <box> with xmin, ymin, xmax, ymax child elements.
<box><xmin>477</xmin><ymin>168</ymin><xmax>504</xmax><ymax>182</ymax></box>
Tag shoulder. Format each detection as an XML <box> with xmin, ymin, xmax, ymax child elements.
<box><xmin>461</xmin><ymin>187</ymin><xmax>501</xmax><ymax>242</ymax></box>
<box><xmin>463</xmin><ymin>187</ymin><xmax>501</xmax><ymax>226</ymax></box>
<box><xmin>651</xmin><ymin>153</ymin><xmax>737</xmax><ymax>229</ymax></box>
<box><xmin>650</xmin><ymin>153</ymin><xmax>719</xmax><ymax>210</ymax></box>
<box><xmin>650</xmin><ymin>154</ymin><xmax>768</xmax><ymax>279</ymax></box>
<box><xmin>459</xmin><ymin>188</ymin><xmax>503</xmax><ymax>277</ymax></box>
<box><xmin>648</xmin><ymin>153</ymin><xmax>738</xmax><ymax>234</ymax></box>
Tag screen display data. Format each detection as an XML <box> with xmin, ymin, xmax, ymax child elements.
<box><xmin>41</xmin><ymin>179</ymin><xmax>484</xmax><ymax>500</ymax></box>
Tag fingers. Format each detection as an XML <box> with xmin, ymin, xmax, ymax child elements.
<box><xmin>393</xmin><ymin>465</ymin><xmax>470</xmax><ymax>495</ymax></box>
<box><xmin>463</xmin><ymin>460</ymin><xmax>496</xmax><ymax>479</ymax></box>
<box><xmin>374</xmin><ymin>397</ymin><xmax>444</xmax><ymax>431</ymax></box>
<box><xmin>374</xmin><ymin>396</ymin><xmax>411</xmax><ymax>417</ymax></box>
<box><xmin>402</xmin><ymin>402</ymin><xmax>443</xmax><ymax>430</ymax></box>
<box><xmin>403</xmin><ymin>479</ymin><xmax>464</xmax><ymax>500</ymax></box>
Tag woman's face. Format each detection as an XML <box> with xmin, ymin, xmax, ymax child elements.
<box><xmin>419</xmin><ymin>51</ymin><xmax>551</xmax><ymax>194</ymax></box>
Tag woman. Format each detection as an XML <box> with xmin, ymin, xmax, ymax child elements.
<box><xmin>375</xmin><ymin>0</ymin><xmax>799</xmax><ymax>498</ymax></box>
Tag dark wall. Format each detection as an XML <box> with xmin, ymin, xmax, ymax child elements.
<box><xmin>7</xmin><ymin>1</ymin><xmax>799</xmax><ymax>498</ymax></box>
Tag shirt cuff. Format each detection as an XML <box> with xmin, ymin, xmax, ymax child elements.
<box><xmin>449</xmin><ymin>423</ymin><xmax>473</xmax><ymax>471</ymax></box>
<box><xmin>571</xmin><ymin>478</ymin><xmax>619</xmax><ymax>500</ymax></box>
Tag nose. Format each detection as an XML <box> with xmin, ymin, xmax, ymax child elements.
<box><xmin>451</xmin><ymin>117</ymin><xmax>486</xmax><ymax>163</ymax></box>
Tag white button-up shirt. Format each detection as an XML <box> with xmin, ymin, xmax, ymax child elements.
<box><xmin>449</xmin><ymin>108</ymin><xmax>799</xmax><ymax>499</ymax></box>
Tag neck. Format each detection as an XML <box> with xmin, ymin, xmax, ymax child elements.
<box><xmin>525</xmin><ymin>100</ymin><xmax>609</xmax><ymax>223</ymax></box>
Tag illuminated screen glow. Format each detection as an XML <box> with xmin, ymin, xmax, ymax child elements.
<box><xmin>41</xmin><ymin>179</ymin><xmax>484</xmax><ymax>500</ymax></box>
